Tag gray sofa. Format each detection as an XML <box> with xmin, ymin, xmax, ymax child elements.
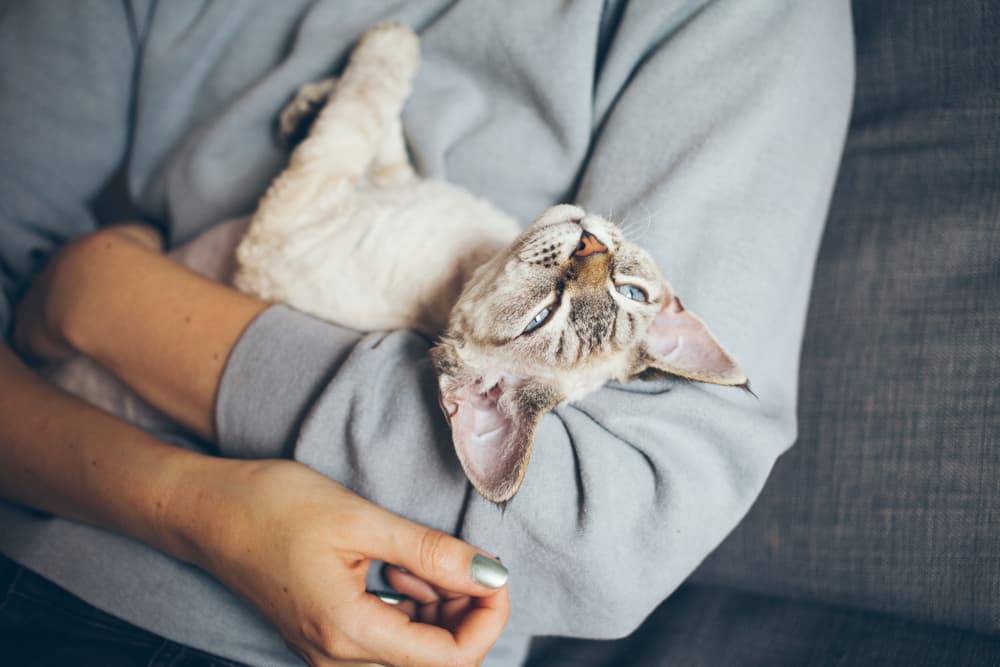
<box><xmin>526</xmin><ymin>2</ymin><xmax>1000</xmax><ymax>665</ymax></box>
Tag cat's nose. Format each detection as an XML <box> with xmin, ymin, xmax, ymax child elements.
<box><xmin>574</xmin><ymin>231</ymin><xmax>608</xmax><ymax>257</ymax></box>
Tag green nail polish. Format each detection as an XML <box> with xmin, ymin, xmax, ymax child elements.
<box><xmin>471</xmin><ymin>554</ymin><xmax>508</xmax><ymax>588</ymax></box>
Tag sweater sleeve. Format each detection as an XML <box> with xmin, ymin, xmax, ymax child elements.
<box><xmin>0</xmin><ymin>1</ymin><xmax>137</xmax><ymax>336</ymax></box>
<box><xmin>216</xmin><ymin>0</ymin><xmax>854</xmax><ymax>638</ymax></box>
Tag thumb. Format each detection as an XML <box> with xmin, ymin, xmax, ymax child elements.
<box><xmin>364</xmin><ymin>508</ymin><xmax>508</xmax><ymax>596</ymax></box>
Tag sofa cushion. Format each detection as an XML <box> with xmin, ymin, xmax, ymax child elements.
<box><xmin>692</xmin><ymin>0</ymin><xmax>1000</xmax><ymax>633</ymax></box>
<box><xmin>526</xmin><ymin>584</ymin><xmax>1000</xmax><ymax>667</ymax></box>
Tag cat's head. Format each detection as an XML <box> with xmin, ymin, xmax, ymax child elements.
<box><xmin>431</xmin><ymin>204</ymin><xmax>746</xmax><ymax>503</ymax></box>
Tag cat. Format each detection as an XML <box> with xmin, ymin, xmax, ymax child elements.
<box><xmin>232</xmin><ymin>23</ymin><xmax>749</xmax><ymax>503</ymax></box>
<box><xmin>47</xmin><ymin>23</ymin><xmax>748</xmax><ymax>504</ymax></box>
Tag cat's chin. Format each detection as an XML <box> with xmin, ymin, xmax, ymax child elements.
<box><xmin>452</xmin><ymin>351</ymin><xmax>635</xmax><ymax>406</ymax></box>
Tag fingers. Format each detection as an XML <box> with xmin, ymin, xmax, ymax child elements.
<box><xmin>385</xmin><ymin>566</ymin><xmax>459</xmax><ymax>627</ymax></box>
<box><xmin>451</xmin><ymin>586</ymin><xmax>510</xmax><ymax>652</ymax></box>
<box><xmin>341</xmin><ymin>505</ymin><xmax>510</xmax><ymax>665</ymax></box>
<box><xmin>357</xmin><ymin>506</ymin><xmax>508</xmax><ymax>598</ymax></box>
<box><xmin>384</xmin><ymin>565</ymin><xmax>483</xmax><ymax>629</ymax></box>
<box><xmin>384</xmin><ymin>566</ymin><xmax>440</xmax><ymax>604</ymax></box>
<box><xmin>394</xmin><ymin>598</ymin><xmax>418</xmax><ymax>621</ymax></box>
<box><xmin>349</xmin><ymin>590</ymin><xmax>509</xmax><ymax>667</ymax></box>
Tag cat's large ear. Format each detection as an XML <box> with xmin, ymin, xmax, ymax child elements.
<box><xmin>637</xmin><ymin>294</ymin><xmax>748</xmax><ymax>387</ymax></box>
<box><xmin>431</xmin><ymin>342</ymin><xmax>562</xmax><ymax>504</ymax></box>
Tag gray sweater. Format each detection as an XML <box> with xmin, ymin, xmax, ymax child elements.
<box><xmin>0</xmin><ymin>1</ymin><xmax>854</xmax><ymax>665</ymax></box>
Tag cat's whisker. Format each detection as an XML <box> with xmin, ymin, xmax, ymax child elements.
<box><xmin>617</xmin><ymin>211</ymin><xmax>644</xmax><ymax>241</ymax></box>
<box><xmin>617</xmin><ymin>211</ymin><xmax>639</xmax><ymax>239</ymax></box>
<box><xmin>625</xmin><ymin>200</ymin><xmax>661</xmax><ymax>241</ymax></box>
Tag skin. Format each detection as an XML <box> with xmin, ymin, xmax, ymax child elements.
<box><xmin>4</xmin><ymin>226</ymin><xmax>509</xmax><ymax>667</ymax></box>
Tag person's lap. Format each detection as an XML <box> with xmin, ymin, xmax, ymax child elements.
<box><xmin>0</xmin><ymin>554</ymin><xmax>247</xmax><ymax>667</ymax></box>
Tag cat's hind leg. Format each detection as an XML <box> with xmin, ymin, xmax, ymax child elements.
<box><xmin>288</xmin><ymin>23</ymin><xmax>418</xmax><ymax>181</ymax></box>
<box><xmin>370</xmin><ymin>116</ymin><xmax>416</xmax><ymax>186</ymax></box>
<box><xmin>277</xmin><ymin>77</ymin><xmax>338</xmax><ymax>149</ymax></box>
<box><xmin>277</xmin><ymin>63</ymin><xmax>416</xmax><ymax>184</ymax></box>
<box><xmin>253</xmin><ymin>23</ymin><xmax>420</xmax><ymax>223</ymax></box>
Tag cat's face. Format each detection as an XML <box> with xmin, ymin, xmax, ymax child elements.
<box><xmin>432</xmin><ymin>205</ymin><xmax>746</xmax><ymax>504</ymax></box>
<box><xmin>447</xmin><ymin>204</ymin><xmax>669</xmax><ymax>385</ymax></box>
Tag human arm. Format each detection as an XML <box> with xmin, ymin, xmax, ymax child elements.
<box><xmin>4</xmin><ymin>198</ymin><xmax>512</xmax><ymax>667</ymax></box>
<box><xmin>0</xmin><ymin>340</ymin><xmax>510</xmax><ymax>665</ymax></box>
<box><xmin>3</xmin><ymin>173</ymin><xmax>512</xmax><ymax>667</ymax></box>
<box><xmin>7</xmin><ymin>227</ymin><xmax>514</xmax><ymax>664</ymax></box>
<box><xmin>6</xmin><ymin>227</ymin><xmax>514</xmax><ymax>664</ymax></box>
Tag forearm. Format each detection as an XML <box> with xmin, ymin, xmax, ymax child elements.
<box><xmin>0</xmin><ymin>342</ymin><xmax>230</xmax><ymax>568</ymax></box>
<box><xmin>0</xmin><ymin>344</ymin><xmax>512</xmax><ymax>665</ymax></box>
<box><xmin>45</xmin><ymin>232</ymin><xmax>267</xmax><ymax>441</ymax></box>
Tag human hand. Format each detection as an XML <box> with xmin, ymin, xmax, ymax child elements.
<box><xmin>166</xmin><ymin>458</ymin><xmax>509</xmax><ymax>667</ymax></box>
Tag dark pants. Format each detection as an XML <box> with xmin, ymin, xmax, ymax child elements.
<box><xmin>0</xmin><ymin>555</ymin><xmax>249</xmax><ymax>667</ymax></box>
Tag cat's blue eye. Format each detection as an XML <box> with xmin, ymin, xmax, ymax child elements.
<box><xmin>522</xmin><ymin>307</ymin><xmax>552</xmax><ymax>334</ymax></box>
<box><xmin>617</xmin><ymin>284</ymin><xmax>648</xmax><ymax>302</ymax></box>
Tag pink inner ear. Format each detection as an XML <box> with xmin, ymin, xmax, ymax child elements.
<box><xmin>441</xmin><ymin>376</ymin><xmax>537</xmax><ymax>504</ymax></box>
<box><xmin>645</xmin><ymin>297</ymin><xmax>746</xmax><ymax>385</ymax></box>
<box><xmin>450</xmin><ymin>382</ymin><xmax>513</xmax><ymax>481</ymax></box>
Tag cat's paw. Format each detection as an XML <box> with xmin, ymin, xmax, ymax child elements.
<box><xmin>277</xmin><ymin>77</ymin><xmax>338</xmax><ymax>148</ymax></box>
<box><xmin>349</xmin><ymin>22</ymin><xmax>420</xmax><ymax>79</ymax></box>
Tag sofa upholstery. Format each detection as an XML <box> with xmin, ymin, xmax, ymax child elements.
<box><xmin>527</xmin><ymin>585</ymin><xmax>1000</xmax><ymax>667</ymax></box>
<box><xmin>527</xmin><ymin>1</ymin><xmax>1000</xmax><ymax>663</ymax></box>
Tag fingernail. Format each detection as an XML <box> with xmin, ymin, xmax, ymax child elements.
<box><xmin>370</xmin><ymin>590</ymin><xmax>406</xmax><ymax>605</ymax></box>
<box><xmin>471</xmin><ymin>554</ymin><xmax>508</xmax><ymax>588</ymax></box>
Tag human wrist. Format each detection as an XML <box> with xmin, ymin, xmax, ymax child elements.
<box><xmin>153</xmin><ymin>452</ymin><xmax>252</xmax><ymax>569</ymax></box>
<box><xmin>153</xmin><ymin>455</ymin><xmax>290</xmax><ymax>581</ymax></box>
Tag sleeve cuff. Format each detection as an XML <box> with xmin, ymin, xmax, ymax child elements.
<box><xmin>215</xmin><ymin>305</ymin><xmax>360</xmax><ymax>459</ymax></box>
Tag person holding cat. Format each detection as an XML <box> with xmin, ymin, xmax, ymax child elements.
<box><xmin>0</xmin><ymin>2</ymin><xmax>855</xmax><ymax>666</ymax></box>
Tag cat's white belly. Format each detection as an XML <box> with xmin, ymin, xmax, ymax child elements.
<box><xmin>234</xmin><ymin>179</ymin><xmax>520</xmax><ymax>335</ymax></box>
